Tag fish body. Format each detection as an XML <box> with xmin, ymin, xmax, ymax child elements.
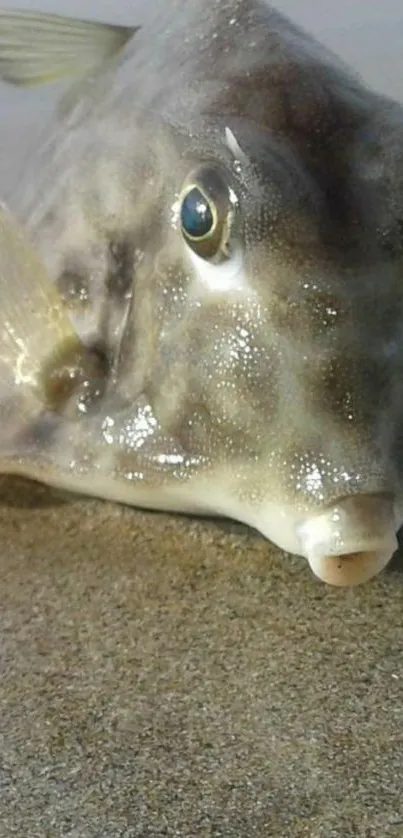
<box><xmin>0</xmin><ymin>1</ymin><xmax>403</xmax><ymax>585</ymax></box>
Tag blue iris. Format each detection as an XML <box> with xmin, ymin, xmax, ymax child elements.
<box><xmin>180</xmin><ymin>187</ymin><xmax>214</xmax><ymax>238</ymax></box>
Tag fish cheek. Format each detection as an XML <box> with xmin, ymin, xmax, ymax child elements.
<box><xmin>151</xmin><ymin>302</ymin><xmax>279</xmax><ymax>465</ymax></box>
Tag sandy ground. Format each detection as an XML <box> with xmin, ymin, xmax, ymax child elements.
<box><xmin>1</xmin><ymin>477</ymin><xmax>403</xmax><ymax>837</ymax></box>
<box><xmin>1</xmin><ymin>1</ymin><xmax>403</xmax><ymax>836</ymax></box>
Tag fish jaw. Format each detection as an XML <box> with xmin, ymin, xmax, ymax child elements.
<box><xmin>297</xmin><ymin>494</ymin><xmax>400</xmax><ymax>586</ymax></box>
<box><xmin>1</xmin><ymin>459</ymin><xmax>398</xmax><ymax>589</ymax></box>
<box><xmin>0</xmin><ymin>400</ymin><xmax>399</xmax><ymax>588</ymax></box>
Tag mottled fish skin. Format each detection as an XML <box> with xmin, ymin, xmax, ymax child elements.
<box><xmin>2</xmin><ymin>0</ymin><xmax>403</xmax><ymax>585</ymax></box>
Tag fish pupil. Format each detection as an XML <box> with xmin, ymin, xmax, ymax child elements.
<box><xmin>181</xmin><ymin>187</ymin><xmax>214</xmax><ymax>239</ymax></box>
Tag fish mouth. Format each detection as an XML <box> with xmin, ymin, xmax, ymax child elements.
<box><xmin>297</xmin><ymin>493</ymin><xmax>398</xmax><ymax>586</ymax></box>
<box><xmin>305</xmin><ymin>546</ymin><xmax>396</xmax><ymax>587</ymax></box>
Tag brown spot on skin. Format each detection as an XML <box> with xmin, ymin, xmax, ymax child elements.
<box><xmin>106</xmin><ymin>237</ymin><xmax>135</xmax><ymax>300</ymax></box>
<box><xmin>42</xmin><ymin>340</ymin><xmax>110</xmax><ymax>419</ymax></box>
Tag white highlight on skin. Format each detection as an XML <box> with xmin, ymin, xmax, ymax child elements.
<box><xmin>14</xmin><ymin>347</ymin><xmax>35</xmax><ymax>387</ymax></box>
<box><xmin>170</xmin><ymin>196</ymin><xmax>181</xmax><ymax>231</ymax></box>
<box><xmin>102</xmin><ymin>405</ymin><xmax>158</xmax><ymax>450</ymax></box>
<box><xmin>224</xmin><ymin>126</ymin><xmax>249</xmax><ymax>167</ymax></box>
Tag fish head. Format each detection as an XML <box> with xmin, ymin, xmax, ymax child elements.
<box><xmin>80</xmin><ymin>104</ymin><xmax>402</xmax><ymax>586</ymax></box>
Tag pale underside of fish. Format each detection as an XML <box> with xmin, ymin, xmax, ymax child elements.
<box><xmin>0</xmin><ymin>0</ymin><xmax>403</xmax><ymax>586</ymax></box>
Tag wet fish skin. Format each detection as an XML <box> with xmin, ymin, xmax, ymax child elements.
<box><xmin>0</xmin><ymin>1</ymin><xmax>403</xmax><ymax>585</ymax></box>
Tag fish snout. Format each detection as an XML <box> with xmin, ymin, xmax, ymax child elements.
<box><xmin>297</xmin><ymin>494</ymin><xmax>398</xmax><ymax>586</ymax></box>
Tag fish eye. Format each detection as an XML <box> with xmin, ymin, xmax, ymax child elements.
<box><xmin>179</xmin><ymin>165</ymin><xmax>237</xmax><ymax>260</ymax></box>
<box><xmin>180</xmin><ymin>186</ymin><xmax>216</xmax><ymax>241</ymax></box>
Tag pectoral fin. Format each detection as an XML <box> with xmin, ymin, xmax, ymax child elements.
<box><xmin>0</xmin><ymin>9</ymin><xmax>138</xmax><ymax>87</ymax></box>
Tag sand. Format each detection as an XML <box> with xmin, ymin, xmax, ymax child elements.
<box><xmin>1</xmin><ymin>476</ymin><xmax>403</xmax><ymax>837</ymax></box>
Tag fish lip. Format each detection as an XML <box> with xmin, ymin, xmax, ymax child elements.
<box><xmin>297</xmin><ymin>492</ymin><xmax>398</xmax><ymax>586</ymax></box>
<box><xmin>306</xmin><ymin>547</ymin><xmax>396</xmax><ymax>587</ymax></box>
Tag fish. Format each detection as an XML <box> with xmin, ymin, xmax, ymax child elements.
<box><xmin>0</xmin><ymin>1</ymin><xmax>402</xmax><ymax>587</ymax></box>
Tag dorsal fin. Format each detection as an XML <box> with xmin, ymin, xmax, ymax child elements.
<box><xmin>0</xmin><ymin>9</ymin><xmax>138</xmax><ymax>87</ymax></box>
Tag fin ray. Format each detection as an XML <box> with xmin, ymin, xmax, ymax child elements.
<box><xmin>0</xmin><ymin>202</ymin><xmax>80</xmax><ymax>402</ymax></box>
<box><xmin>0</xmin><ymin>9</ymin><xmax>138</xmax><ymax>86</ymax></box>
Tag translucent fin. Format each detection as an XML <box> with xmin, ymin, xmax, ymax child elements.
<box><xmin>0</xmin><ymin>9</ymin><xmax>138</xmax><ymax>87</ymax></box>
<box><xmin>0</xmin><ymin>201</ymin><xmax>82</xmax><ymax>407</ymax></box>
